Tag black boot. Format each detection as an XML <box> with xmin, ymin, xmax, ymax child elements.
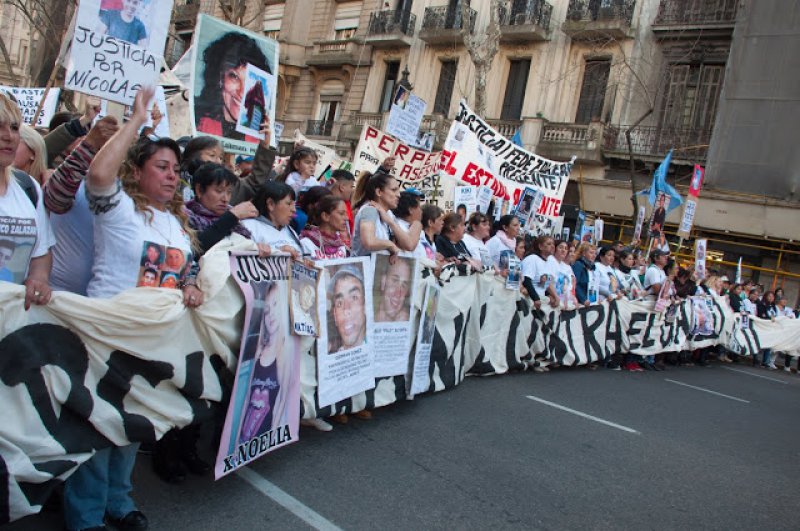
<box><xmin>152</xmin><ymin>429</ymin><xmax>186</xmax><ymax>484</ymax></box>
<box><xmin>179</xmin><ymin>424</ymin><xmax>210</xmax><ymax>476</ymax></box>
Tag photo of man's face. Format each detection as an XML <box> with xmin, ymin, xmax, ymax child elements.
<box><xmin>0</xmin><ymin>243</ymin><xmax>13</xmax><ymax>270</ymax></box>
<box><xmin>139</xmin><ymin>269</ymin><xmax>158</xmax><ymax>287</ymax></box>
<box><xmin>377</xmin><ymin>259</ymin><xmax>412</xmax><ymax>322</ymax></box>
<box><xmin>332</xmin><ymin>274</ymin><xmax>366</xmax><ymax>350</ymax></box>
<box><xmin>164</xmin><ymin>248</ymin><xmax>186</xmax><ymax>272</ymax></box>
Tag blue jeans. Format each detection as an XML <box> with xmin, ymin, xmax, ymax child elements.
<box><xmin>63</xmin><ymin>444</ymin><xmax>139</xmax><ymax>530</ymax></box>
<box><xmin>762</xmin><ymin>349</ymin><xmax>773</xmax><ymax>366</ymax></box>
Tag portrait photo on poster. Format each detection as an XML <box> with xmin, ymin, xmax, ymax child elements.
<box><xmin>290</xmin><ymin>262</ymin><xmax>319</xmax><ymax>337</ymax></box>
<box><xmin>373</xmin><ymin>254</ymin><xmax>415</xmax><ymax>323</ymax></box>
<box><xmin>191</xmin><ymin>15</ymin><xmax>279</xmax><ymax>154</ymax></box>
<box><xmin>0</xmin><ymin>223</ymin><xmax>35</xmax><ymax>285</ymax></box>
<box><xmin>325</xmin><ymin>262</ymin><xmax>368</xmax><ymax>353</ymax></box>
<box><xmin>235</xmin><ymin>64</ymin><xmax>275</xmax><ymax>140</ymax></box>
<box><xmin>420</xmin><ymin>284</ymin><xmax>440</xmax><ymax>346</ymax></box>
<box><xmin>88</xmin><ymin>0</ymin><xmax>173</xmax><ymax>52</ymax></box>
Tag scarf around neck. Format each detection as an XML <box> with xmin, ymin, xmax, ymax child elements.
<box><xmin>185</xmin><ymin>199</ymin><xmax>252</xmax><ymax>239</ymax></box>
<box><xmin>300</xmin><ymin>224</ymin><xmax>350</xmax><ymax>258</ymax></box>
<box><xmin>495</xmin><ymin>230</ymin><xmax>516</xmax><ymax>251</ymax></box>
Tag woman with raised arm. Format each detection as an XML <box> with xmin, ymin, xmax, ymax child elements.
<box><xmin>63</xmin><ymin>87</ymin><xmax>201</xmax><ymax>531</ymax></box>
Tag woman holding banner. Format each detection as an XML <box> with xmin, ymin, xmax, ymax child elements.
<box><xmin>572</xmin><ymin>242</ymin><xmax>597</xmax><ymax>306</ymax></box>
<box><xmin>242</xmin><ymin>181</ymin><xmax>305</xmax><ymax>258</ymax></box>
<box><xmin>300</xmin><ymin>194</ymin><xmax>351</xmax><ymax>260</ymax></box>
<box><xmin>486</xmin><ymin>214</ymin><xmax>520</xmax><ymax>267</ymax></box>
<box><xmin>350</xmin><ymin>172</ymin><xmax>419</xmax><ymax>257</ymax></box>
<box><xmin>64</xmin><ymin>87</ymin><xmax>202</xmax><ymax>531</ymax></box>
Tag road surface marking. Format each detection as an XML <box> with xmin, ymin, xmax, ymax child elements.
<box><xmin>236</xmin><ymin>467</ymin><xmax>344</xmax><ymax>531</ymax></box>
<box><xmin>722</xmin><ymin>366</ymin><xmax>789</xmax><ymax>384</ymax></box>
<box><xmin>664</xmin><ymin>379</ymin><xmax>750</xmax><ymax>403</ymax></box>
<box><xmin>526</xmin><ymin>395</ymin><xmax>640</xmax><ymax>434</ymax></box>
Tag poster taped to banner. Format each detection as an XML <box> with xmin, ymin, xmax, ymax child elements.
<box><xmin>352</xmin><ymin>125</ymin><xmax>448</xmax><ymax>207</ymax></box>
<box><xmin>191</xmin><ymin>15</ymin><xmax>279</xmax><ymax>155</ymax></box>
<box><xmin>290</xmin><ymin>261</ymin><xmax>319</xmax><ymax>337</ymax></box>
<box><xmin>216</xmin><ymin>253</ymin><xmax>301</xmax><ymax>478</ymax></box>
<box><xmin>386</xmin><ymin>86</ymin><xmax>426</xmax><ymax>146</ymax></box>
<box><xmin>0</xmin><ymin>87</ymin><xmax>60</xmax><ymax>127</ymax></box>
<box><xmin>65</xmin><ymin>0</ymin><xmax>172</xmax><ymax>105</ymax></box>
<box><xmin>408</xmin><ymin>282</ymin><xmax>440</xmax><ymax>398</ymax></box>
<box><xmin>372</xmin><ymin>253</ymin><xmax>419</xmax><ymax>377</ymax></box>
<box><xmin>316</xmin><ymin>257</ymin><xmax>375</xmax><ymax>407</ymax></box>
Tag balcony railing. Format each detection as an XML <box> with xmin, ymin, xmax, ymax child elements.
<box><xmin>654</xmin><ymin>0</ymin><xmax>737</xmax><ymax>25</ymax></box>
<box><xmin>542</xmin><ymin>123</ymin><xmax>596</xmax><ymax>145</ymax></box>
<box><xmin>306</xmin><ymin>40</ymin><xmax>362</xmax><ymax>67</ymax></box>
<box><xmin>499</xmin><ymin>0</ymin><xmax>553</xmax><ymax>31</ymax></box>
<box><xmin>566</xmin><ymin>0</ymin><xmax>636</xmax><ymax>25</ymax></box>
<box><xmin>603</xmin><ymin>125</ymin><xmax>711</xmax><ymax>161</ymax></box>
<box><xmin>421</xmin><ymin>6</ymin><xmax>476</xmax><ymax>33</ymax></box>
<box><xmin>486</xmin><ymin>119</ymin><xmax>522</xmax><ymax>139</ymax></box>
<box><xmin>306</xmin><ymin>120</ymin><xmax>335</xmax><ymax>137</ymax></box>
<box><xmin>368</xmin><ymin>9</ymin><xmax>416</xmax><ymax>36</ymax></box>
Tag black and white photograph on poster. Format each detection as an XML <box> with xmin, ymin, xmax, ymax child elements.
<box><xmin>593</xmin><ymin>218</ymin><xmax>604</xmax><ymax>245</ymax></box>
<box><xmin>633</xmin><ymin>205</ymin><xmax>646</xmax><ymax>242</ymax></box>
<box><xmin>0</xmin><ymin>218</ymin><xmax>36</xmax><ymax>284</ymax></box>
<box><xmin>371</xmin><ymin>253</ymin><xmax>419</xmax><ymax>377</ymax></box>
<box><xmin>191</xmin><ymin>14</ymin><xmax>279</xmax><ymax>155</ymax></box>
<box><xmin>235</xmin><ymin>63</ymin><xmax>276</xmax><ymax>141</ymax></box>
<box><xmin>690</xmin><ymin>296</ymin><xmax>714</xmax><ymax>336</ymax></box>
<box><xmin>505</xmin><ymin>253</ymin><xmax>521</xmax><ymax>291</ymax></box>
<box><xmin>695</xmin><ymin>238</ymin><xmax>707</xmax><ymax>280</ymax></box>
<box><xmin>316</xmin><ymin>257</ymin><xmax>375</xmax><ymax>408</ymax></box>
<box><xmin>407</xmin><ymin>283</ymin><xmax>440</xmax><ymax>398</ymax></box>
<box><xmin>216</xmin><ymin>254</ymin><xmax>300</xmax><ymax>479</ymax></box>
<box><xmin>289</xmin><ymin>261</ymin><xmax>319</xmax><ymax>337</ymax></box>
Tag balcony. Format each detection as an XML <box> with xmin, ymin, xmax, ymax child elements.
<box><xmin>366</xmin><ymin>10</ymin><xmax>416</xmax><ymax>48</ymax></box>
<box><xmin>562</xmin><ymin>0</ymin><xmax>636</xmax><ymax>40</ymax></box>
<box><xmin>498</xmin><ymin>0</ymin><xmax>553</xmax><ymax>43</ymax></box>
<box><xmin>602</xmin><ymin>125</ymin><xmax>711</xmax><ymax>163</ymax></box>
<box><xmin>173</xmin><ymin>2</ymin><xmax>200</xmax><ymax>32</ymax></box>
<box><xmin>306</xmin><ymin>119</ymin><xmax>335</xmax><ymax>137</ymax></box>
<box><xmin>486</xmin><ymin>119</ymin><xmax>522</xmax><ymax>138</ymax></box>
<box><xmin>419</xmin><ymin>6</ymin><xmax>476</xmax><ymax>45</ymax></box>
<box><xmin>306</xmin><ymin>40</ymin><xmax>366</xmax><ymax>67</ymax></box>
<box><xmin>341</xmin><ymin>112</ymin><xmax>385</xmax><ymax>141</ymax></box>
<box><xmin>537</xmin><ymin>122</ymin><xmax>604</xmax><ymax>164</ymax></box>
<box><xmin>653</xmin><ymin>0</ymin><xmax>738</xmax><ymax>39</ymax></box>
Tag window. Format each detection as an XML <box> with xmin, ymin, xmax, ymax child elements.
<box><xmin>501</xmin><ymin>59</ymin><xmax>530</xmax><ymax>120</ymax></box>
<box><xmin>379</xmin><ymin>61</ymin><xmax>400</xmax><ymax>113</ymax></box>
<box><xmin>312</xmin><ymin>79</ymin><xmax>345</xmax><ymax>136</ymax></box>
<box><xmin>263</xmin><ymin>3</ymin><xmax>284</xmax><ymax>39</ymax></box>
<box><xmin>433</xmin><ymin>60</ymin><xmax>458</xmax><ymax>115</ymax></box>
<box><xmin>575</xmin><ymin>59</ymin><xmax>610</xmax><ymax>124</ymax></box>
<box><xmin>334</xmin><ymin>1</ymin><xmax>361</xmax><ymax>40</ymax></box>
<box><xmin>659</xmin><ymin>64</ymin><xmax>724</xmax><ymax>133</ymax></box>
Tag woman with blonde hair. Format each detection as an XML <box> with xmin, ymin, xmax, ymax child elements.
<box><xmin>14</xmin><ymin>123</ymin><xmax>49</xmax><ymax>185</ymax></box>
<box><xmin>0</xmin><ymin>92</ymin><xmax>53</xmax><ymax>308</ymax></box>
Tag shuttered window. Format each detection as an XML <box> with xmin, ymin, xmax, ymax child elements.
<box><xmin>501</xmin><ymin>59</ymin><xmax>530</xmax><ymax>120</ymax></box>
<box><xmin>334</xmin><ymin>1</ymin><xmax>361</xmax><ymax>39</ymax></box>
<box><xmin>433</xmin><ymin>60</ymin><xmax>458</xmax><ymax>115</ymax></box>
<box><xmin>575</xmin><ymin>59</ymin><xmax>610</xmax><ymax>124</ymax></box>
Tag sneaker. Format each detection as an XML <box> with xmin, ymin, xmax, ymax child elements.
<box><xmin>533</xmin><ymin>366</ymin><xmax>546</xmax><ymax>373</ymax></box>
<box><xmin>352</xmin><ymin>410</ymin><xmax>373</xmax><ymax>420</ymax></box>
<box><xmin>625</xmin><ymin>362</ymin><xmax>644</xmax><ymax>372</ymax></box>
<box><xmin>606</xmin><ymin>362</ymin><xmax>622</xmax><ymax>371</ymax></box>
<box><xmin>767</xmin><ymin>363</ymin><xmax>778</xmax><ymax>370</ymax></box>
<box><xmin>300</xmin><ymin>418</ymin><xmax>333</xmax><ymax>432</ymax></box>
<box><xmin>784</xmin><ymin>367</ymin><xmax>792</xmax><ymax>372</ymax></box>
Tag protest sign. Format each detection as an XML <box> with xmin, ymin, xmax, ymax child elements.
<box><xmin>689</xmin><ymin>164</ymin><xmax>705</xmax><ymax>198</ymax></box>
<box><xmin>655</xmin><ymin>278</ymin><xmax>673</xmax><ymax>313</ymax></box>
<box><xmin>648</xmin><ymin>192</ymin><xmax>669</xmax><ymax>238</ymax></box>
<box><xmin>0</xmin><ymin>87</ymin><xmax>60</xmax><ymax>128</ymax></box>
<box><xmin>736</xmin><ymin>257</ymin><xmax>742</xmax><ymax>284</ymax></box>
<box><xmin>65</xmin><ymin>0</ymin><xmax>172</xmax><ymax>105</ymax></box>
<box><xmin>690</xmin><ymin>296</ymin><xmax>714</xmax><ymax>336</ymax></box>
<box><xmin>514</xmin><ymin>187</ymin><xmax>543</xmax><ymax>227</ymax></box>
<box><xmin>594</xmin><ymin>218</ymin><xmax>604</xmax><ymax>245</ymax></box>
<box><xmin>573</xmin><ymin>211</ymin><xmax>586</xmax><ymax>242</ymax></box>
<box><xmin>695</xmin><ymin>238</ymin><xmax>707</xmax><ymax>280</ymax></box>
<box><xmin>216</xmin><ymin>253</ymin><xmax>301</xmax><ymax>478</ymax></box>
<box><xmin>408</xmin><ymin>282</ymin><xmax>440</xmax><ymax>398</ymax></box>
<box><xmin>294</xmin><ymin>130</ymin><xmax>348</xmax><ymax>179</ymax></box>
<box><xmin>632</xmin><ymin>205</ymin><xmax>646</xmax><ymax>242</ymax></box>
<box><xmin>316</xmin><ymin>257</ymin><xmax>375</xmax><ymax>408</ymax></box>
<box><xmin>677</xmin><ymin>197</ymin><xmax>699</xmax><ymax>238</ymax></box>
<box><xmin>352</xmin><ymin>125</ymin><xmax>448</xmax><ymax>207</ymax></box>
<box><xmin>99</xmin><ymin>85</ymin><xmax>169</xmax><ymax>138</ymax></box>
<box><xmin>444</xmin><ymin>100</ymin><xmax>572</xmax><ymax>224</ymax></box>
<box><xmin>499</xmin><ymin>251</ymin><xmax>521</xmax><ymax>290</ymax></box>
<box><xmin>290</xmin><ymin>261</ymin><xmax>319</xmax><ymax>337</ymax></box>
<box><xmin>562</xmin><ymin>227</ymin><xmax>571</xmax><ymax>241</ymax></box>
<box><xmin>386</xmin><ymin>86</ymin><xmax>426</xmax><ymax>146</ymax></box>
<box><xmin>235</xmin><ymin>63</ymin><xmax>276</xmax><ymax>141</ymax></box>
<box><xmin>455</xmin><ymin>185</ymin><xmax>478</xmax><ymax>214</ymax></box>
<box><xmin>476</xmin><ymin>185</ymin><xmax>493</xmax><ymax>213</ymax></box>
<box><xmin>372</xmin><ymin>254</ymin><xmax>419</xmax><ymax>377</ymax></box>
<box><xmin>191</xmin><ymin>15</ymin><xmax>279</xmax><ymax>155</ymax></box>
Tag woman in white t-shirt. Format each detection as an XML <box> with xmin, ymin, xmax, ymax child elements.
<box><xmin>486</xmin><ymin>214</ymin><xmax>520</xmax><ymax>267</ymax></box>
<box><xmin>0</xmin><ymin>92</ymin><xmax>54</xmax><ymax>310</ymax></box>
<box><xmin>552</xmin><ymin>239</ymin><xmax>577</xmax><ymax>310</ymax></box>
<box><xmin>463</xmin><ymin>212</ymin><xmax>492</xmax><ymax>267</ymax></box>
<box><xmin>594</xmin><ymin>246</ymin><xmax>620</xmax><ymax>300</ymax></box>
<box><xmin>241</xmin><ymin>180</ymin><xmax>306</xmax><ymax>258</ymax></box>
<box><xmin>72</xmin><ymin>87</ymin><xmax>199</xmax><ymax>531</ymax></box>
<box><xmin>521</xmin><ymin>235</ymin><xmax>559</xmax><ymax>306</ymax></box>
<box><xmin>350</xmin><ymin>171</ymin><xmax>419</xmax><ymax>257</ymax></box>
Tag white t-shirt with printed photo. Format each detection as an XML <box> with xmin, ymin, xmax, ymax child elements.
<box><xmin>241</xmin><ymin>218</ymin><xmax>304</xmax><ymax>254</ymax></box>
<box><xmin>521</xmin><ymin>253</ymin><xmax>557</xmax><ymax>299</ymax></box>
<box><xmin>0</xmin><ymin>176</ymin><xmax>54</xmax><ymax>284</ymax></box>
<box><xmin>87</xmin><ymin>182</ymin><xmax>193</xmax><ymax>298</ymax></box>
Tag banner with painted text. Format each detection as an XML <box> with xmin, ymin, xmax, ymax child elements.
<box><xmin>215</xmin><ymin>254</ymin><xmax>301</xmax><ymax>478</ymax></box>
<box><xmin>0</xmin><ymin>87</ymin><xmax>60</xmax><ymax>128</ymax></box>
<box><xmin>352</xmin><ymin>125</ymin><xmax>449</xmax><ymax>207</ymax></box>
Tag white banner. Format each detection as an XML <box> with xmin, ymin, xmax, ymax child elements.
<box><xmin>0</xmin><ymin>87</ymin><xmax>60</xmax><ymax>128</ymax></box>
<box><xmin>386</xmin><ymin>86</ymin><xmax>426</xmax><ymax>147</ymax></box>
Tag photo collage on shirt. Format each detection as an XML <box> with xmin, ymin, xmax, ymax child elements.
<box><xmin>137</xmin><ymin>240</ymin><xmax>192</xmax><ymax>289</ymax></box>
<box><xmin>0</xmin><ymin>216</ymin><xmax>36</xmax><ymax>284</ymax></box>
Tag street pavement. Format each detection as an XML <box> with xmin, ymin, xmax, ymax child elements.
<box><xmin>9</xmin><ymin>361</ymin><xmax>800</xmax><ymax>530</ymax></box>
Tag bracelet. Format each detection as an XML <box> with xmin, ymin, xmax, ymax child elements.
<box><xmin>180</xmin><ymin>277</ymin><xmax>198</xmax><ymax>289</ymax></box>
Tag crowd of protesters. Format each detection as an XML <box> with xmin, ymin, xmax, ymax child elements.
<box><xmin>1</xmin><ymin>85</ymin><xmax>798</xmax><ymax>531</ymax></box>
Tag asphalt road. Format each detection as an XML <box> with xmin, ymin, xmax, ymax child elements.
<box><xmin>9</xmin><ymin>361</ymin><xmax>800</xmax><ymax>531</ymax></box>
